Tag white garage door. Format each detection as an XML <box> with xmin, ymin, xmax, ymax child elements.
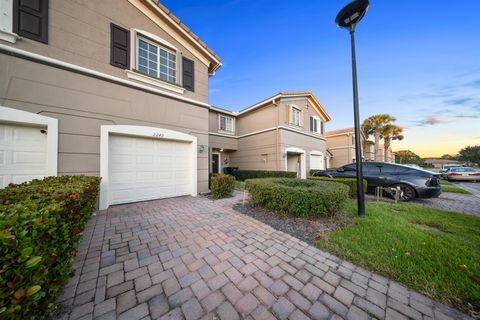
<box><xmin>310</xmin><ymin>154</ymin><xmax>325</xmax><ymax>170</ymax></box>
<box><xmin>109</xmin><ymin>134</ymin><xmax>193</xmax><ymax>205</ymax></box>
<box><xmin>0</xmin><ymin>124</ymin><xmax>47</xmax><ymax>187</ymax></box>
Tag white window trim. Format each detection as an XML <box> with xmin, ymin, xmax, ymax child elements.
<box><xmin>311</xmin><ymin>116</ymin><xmax>321</xmax><ymax>134</ymax></box>
<box><xmin>0</xmin><ymin>106</ymin><xmax>58</xmax><ymax>177</ymax></box>
<box><xmin>128</xmin><ymin>29</ymin><xmax>185</xmax><ymax>93</ymax></box>
<box><xmin>290</xmin><ymin>105</ymin><xmax>302</xmax><ymax>127</ymax></box>
<box><xmin>0</xmin><ymin>0</ymin><xmax>18</xmax><ymax>43</ymax></box>
<box><xmin>99</xmin><ymin>125</ymin><xmax>197</xmax><ymax>210</ymax></box>
<box><xmin>126</xmin><ymin>70</ymin><xmax>185</xmax><ymax>94</ymax></box>
<box><xmin>218</xmin><ymin>114</ymin><xmax>235</xmax><ymax>134</ymax></box>
<box><xmin>136</xmin><ymin>35</ymin><xmax>177</xmax><ymax>83</ymax></box>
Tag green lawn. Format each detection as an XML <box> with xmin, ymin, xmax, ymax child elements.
<box><xmin>316</xmin><ymin>200</ymin><xmax>480</xmax><ymax>315</ymax></box>
<box><xmin>440</xmin><ymin>180</ymin><xmax>452</xmax><ymax>185</ymax></box>
<box><xmin>234</xmin><ymin>180</ymin><xmax>245</xmax><ymax>191</ymax></box>
<box><xmin>441</xmin><ymin>185</ymin><xmax>472</xmax><ymax>194</ymax></box>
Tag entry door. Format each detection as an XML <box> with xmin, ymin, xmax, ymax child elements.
<box><xmin>108</xmin><ymin>134</ymin><xmax>193</xmax><ymax>205</ymax></box>
<box><xmin>212</xmin><ymin>154</ymin><xmax>220</xmax><ymax>174</ymax></box>
<box><xmin>0</xmin><ymin>124</ymin><xmax>47</xmax><ymax>187</ymax></box>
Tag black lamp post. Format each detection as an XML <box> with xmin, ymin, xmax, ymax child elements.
<box><xmin>335</xmin><ymin>0</ymin><xmax>370</xmax><ymax>217</ymax></box>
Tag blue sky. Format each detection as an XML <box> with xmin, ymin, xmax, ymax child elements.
<box><xmin>162</xmin><ymin>0</ymin><xmax>480</xmax><ymax>156</ymax></box>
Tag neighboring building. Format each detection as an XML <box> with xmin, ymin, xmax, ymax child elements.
<box><xmin>325</xmin><ymin>128</ymin><xmax>371</xmax><ymax>168</ymax></box>
<box><xmin>0</xmin><ymin>1</ymin><xmax>332</xmax><ymax>209</ymax></box>
<box><xmin>0</xmin><ymin>0</ymin><xmax>221</xmax><ymax>209</ymax></box>
<box><xmin>423</xmin><ymin>158</ymin><xmax>462</xmax><ymax>168</ymax></box>
<box><xmin>208</xmin><ymin>92</ymin><xmax>331</xmax><ymax>178</ymax></box>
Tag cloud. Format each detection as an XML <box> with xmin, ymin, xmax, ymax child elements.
<box><xmin>413</xmin><ymin>115</ymin><xmax>450</xmax><ymax>127</ymax></box>
<box><xmin>454</xmin><ymin>114</ymin><xmax>480</xmax><ymax>119</ymax></box>
<box><xmin>444</xmin><ymin>98</ymin><xmax>472</xmax><ymax>105</ymax></box>
<box><xmin>466</xmin><ymin>79</ymin><xmax>480</xmax><ymax>88</ymax></box>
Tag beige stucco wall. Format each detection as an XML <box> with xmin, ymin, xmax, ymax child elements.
<box><xmin>229</xmin><ymin>130</ymin><xmax>281</xmax><ymax>171</ymax></box>
<box><xmin>236</xmin><ymin>104</ymin><xmax>277</xmax><ymax>136</ymax></box>
<box><xmin>208</xmin><ymin>134</ymin><xmax>238</xmax><ymax>151</ymax></box>
<box><xmin>4</xmin><ymin>0</ymin><xmax>210</xmax><ymax>103</ymax></box>
<box><xmin>280</xmin><ymin>129</ymin><xmax>327</xmax><ymax>172</ymax></box>
<box><xmin>0</xmin><ymin>54</ymin><xmax>210</xmax><ymax>192</ymax></box>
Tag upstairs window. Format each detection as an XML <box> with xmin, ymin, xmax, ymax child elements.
<box><xmin>310</xmin><ymin>116</ymin><xmax>321</xmax><ymax>134</ymax></box>
<box><xmin>137</xmin><ymin>37</ymin><xmax>176</xmax><ymax>83</ymax></box>
<box><xmin>219</xmin><ymin>115</ymin><xmax>234</xmax><ymax>132</ymax></box>
<box><xmin>290</xmin><ymin>106</ymin><xmax>301</xmax><ymax>126</ymax></box>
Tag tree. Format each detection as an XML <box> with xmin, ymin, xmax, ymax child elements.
<box><xmin>362</xmin><ymin>114</ymin><xmax>396</xmax><ymax>161</ymax></box>
<box><xmin>395</xmin><ymin>150</ymin><xmax>422</xmax><ymax>164</ymax></box>
<box><xmin>381</xmin><ymin>124</ymin><xmax>404</xmax><ymax>158</ymax></box>
<box><xmin>441</xmin><ymin>154</ymin><xmax>458</xmax><ymax>160</ymax></box>
<box><xmin>458</xmin><ymin>145</ymin><xmax>480</xmax><ymax>165</ymax></box>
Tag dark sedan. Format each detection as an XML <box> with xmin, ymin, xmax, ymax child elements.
<box><xmin>313</xmin><ymin>162</ymin><xmax>441</xmax><ymax>201</ymax></box>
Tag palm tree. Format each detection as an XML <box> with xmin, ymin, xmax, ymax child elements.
<box><xmin>362</xmin><ymin>114</ymin><xmax>396</xmax><ymax>161</ymax></box>
<box><xmin>382</xmin><ymin>124</ymin><xmax>404</xmax><ymax>161</ymax></box>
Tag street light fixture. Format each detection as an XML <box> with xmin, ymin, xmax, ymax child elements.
<box><xmin>335</xmin><ymin>0</ymin><xmax>370</xmax><ymax>217</ymax></box>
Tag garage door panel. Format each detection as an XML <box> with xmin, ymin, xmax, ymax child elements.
<box><xmin>311</xmin><ymin>154</ymin><xmax>325</xmax><ymax>170</ymax></box>
<box><xmin>108</xmin><ymin>134</ymin><xmax>193</xmax><ymax>205</ymax></box>
<box><xmin>0</xmin><ymin>124</ymin><xmax>48</xmax><ymax>188</ymax></box>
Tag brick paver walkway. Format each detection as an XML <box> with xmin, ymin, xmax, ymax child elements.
<box><xmin>55</xmin><ymin>193</ymin><xmax>472</xmax><ymax>320</ymax></box>
<box><xmin>414</xmin><ymin>192</ymin><xmax>480</xmax><ymax>216</ymax></box>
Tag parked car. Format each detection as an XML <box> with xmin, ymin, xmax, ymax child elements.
<box><xmin>442</xmin><ymin>167</ymin><xmax>480</xmax><ymax>182</ymax></box>
<box><xmin>403</xmin><ymin>164</ymin><xmax>421</xmax><ymax>169</ymax></box>
<box><xmin>313</xmin><ymin>162</ymin><xmax>441</xmax><ymax>201</ymax></box>
<box><xmin>440</xmin><ymin>164</ymin><xmax>463</xmax><ymax>174</ymax></box>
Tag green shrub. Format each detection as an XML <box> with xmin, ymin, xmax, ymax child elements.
<box><xmin>308</xmin><ymin>176</ymin><xmax>367</xmax><ymax>198</ymax></box>
<box><xmin>233</xmin><ymin>170</ymin><xmax>296</xmax><ymax>181</ymax></box>
<box><xmin>245</xmin><ymin>178</ymin><xmax>349</xmax><ymax>218</ymax></box>
<box><xmin>0</xmin><ymin>175</ymin><xmax>100</xmax><ymax>319</ymax></box>
<box><xmin>210</xmin><ymin>174</ymin><xmax>235</xmax><ymax>199</ymax></box>
<box><xmin>309</xmin><ymin>169</ymin><xmax>325</xmax><ymax>176</ymax></box>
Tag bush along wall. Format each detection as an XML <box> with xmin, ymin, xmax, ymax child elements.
<box><xmin>0</xmin><ymin>175</ymin><xmax>100</xmax><ymax>319</ymax></box>
<box><xmin>233</xmin><ymin>170</ymin><xmax>296</xmax><ymax>181</ymax></box>
<box><xmin>308</xmin><ymin>176</ymin><xmax>367</xmax><ymax>198</ymax></box>
<box><xmin>245</xmin><ymin>178</ymin><xmax>349</xmax><ymax>218</ymax></box>
<box><xmin>210</xmin><ymin>174</ymin><xmax>235</xmax><ymax>199</ymax></box>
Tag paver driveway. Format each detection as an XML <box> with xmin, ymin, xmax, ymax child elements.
<box><xmin>55</xmin><ymin>193</ymin><xmax>471</xmax><ymax>320</ymax></box>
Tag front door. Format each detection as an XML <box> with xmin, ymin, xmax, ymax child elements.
<box><xmin>212</xmin><ymin>154</ymin><xmax>220</xmax><ymax>174</ymax></box>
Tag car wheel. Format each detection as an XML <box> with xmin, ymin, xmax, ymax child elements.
<box><xmin>391</xmin><ymin>184</ymin><xmax>416</xmax><ymax>201</ymax></box>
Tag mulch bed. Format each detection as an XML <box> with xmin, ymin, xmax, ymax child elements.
<box><xmin>232</xmin><ymin>202</ymin><xmax>350</xmax><ymax>245</ymax></box>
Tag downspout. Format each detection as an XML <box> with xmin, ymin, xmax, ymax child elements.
<box><xmin>272</xmin><ymin>98</ymin><xmax>279</xmax><ymax>170</ymax></box>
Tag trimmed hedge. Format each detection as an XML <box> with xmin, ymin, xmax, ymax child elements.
<box><xmin>245</xmin><ymin>178</ymin><xmax>349</xmax><ymax>218</ymax></box>
<box><xmin>0</xmin><ymin>175</ymin><xmax>100</xmax><ymax>319</ymax></box>
<box><xmin>210</xmin><ymin>174</ymin><xmax>235</xmax><ymax>199</ymax></box>
<box><xmin>233</xmin><ymin>170</ymin><xmax>296</xmax><ymax>181</ymax></box>
<box><xmin>308</xmin><ymin>176</ymin><xmax>367</xmax><ymax>198</ymax></box>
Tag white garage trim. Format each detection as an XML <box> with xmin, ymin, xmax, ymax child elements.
<box><xmin>0</xmin><ymin>106</ymin><xmax>58</xmax><ymax>177</ymax></box>
<box><xmin>99</xmin><ymin>125</ymin><xmax>197</xmax><ymax>210</ymax></box>
<box><xmin>284</xmin><ymin>147</ymin><xmax>306</xmax><ymax>179</ymax></box>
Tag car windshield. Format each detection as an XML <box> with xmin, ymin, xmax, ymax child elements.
<box><xmin>450</xmin><ymin>167</ymin><xmax>476</xmax><ymax>172</ymax></box>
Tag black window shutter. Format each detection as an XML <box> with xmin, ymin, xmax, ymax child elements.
<box><xmin>321</xmin><ymin>121</ymin><xmax>324</xmax><ymax>134</ymax></box>
<box><xmin>110</xmin><ymin>23</ymin><xmax>130</xmax><ymax>69</ymax></box>
<box><xmin>13</xmin><ymin>0</ymin><xmax>49</xmax><ymax>43</ymax></box>
<box><xmin>310</xmin><ymin>117</ymin><xmax>314</xmax><ymax>132</ymax></box>
<box><xmin>182</xmin><ymin>57</ymin><xmax>194</xmax><ymax>92</ymax></box>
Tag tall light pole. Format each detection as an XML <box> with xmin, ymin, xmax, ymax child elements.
<box><xmin>335</xmin><ymin>0</ymin><xmax>370</xmax><ymax>217</ymax></box>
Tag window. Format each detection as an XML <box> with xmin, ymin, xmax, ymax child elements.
<box><xmin>311</xmin><ymin>116</ymin><xmax>322</xmax><ymax>134</ymax></box>
<box><xmin>137</xmin><ymin>37</ymin><xmax>176</xmax><ymax>83</ymax></box>
<box><xmin>13</xmin><ymin>0</ymin><xmax>49</xmax><ymax>43</ymax></box>
<box><xmin>290</xmin><ymin>107</ymin><xmax>301</xmax><ymax>126</ymax></box>
<box><xmin>219</xmin><ymin>115</ymin><xmax>234</xmax><ymax>132</ymax></box>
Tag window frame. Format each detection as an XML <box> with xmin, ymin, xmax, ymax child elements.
<box><xmin>311</xmin><ymin>116</ymin><xmax>321</xmax><ymax>134</ymax></box>
<box><xmin>290</xmin><ymin>106</ymin><xmax>302</xmax><ymax>127</ymax></box>
<box><xmin>218</xmin><ymin>114</ymin><xmax>235</xmax><ymax>133</ymax></box>
<box><xmin>136</xmin><ymin>35</ymin><xmax>177</xmax><ymax>84</ymax></box>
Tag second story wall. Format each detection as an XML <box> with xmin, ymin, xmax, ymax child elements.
<box><xmin>278</xmin><ymin>98</ymin><xmax>327</xmax><ymax>137</ymax></box>
<box><xmin>3</xmin><ymin>0</ymin><xmax>216</xmax><ymax>103</ymax></box>
<box><xmin>236</xmin><ymin>103</ymin><xmax>277</xmax><ymax>136</ymax></box>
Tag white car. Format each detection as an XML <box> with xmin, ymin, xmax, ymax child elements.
<box><xmin>443</xmin><ymin>167</ymin><xmax>480</xmax><ymax>182</ymax></box>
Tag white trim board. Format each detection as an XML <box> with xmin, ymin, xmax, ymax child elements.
<box><xmin>0</xmin><ymin>106</ymin><xmax>58</xmax><ymax>178</ymax></box>
<box><xmin>99</xmin><ymin>125</ymin><xmax>197</xmax><ymax>210</ymax></box>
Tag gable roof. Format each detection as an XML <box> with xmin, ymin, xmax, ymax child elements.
<box><xmin>237</xmin><ymin>91</ymin><xmax>331</xmax><ymax>121</ymax></box>
<box><xmin>135</xmin><ymin>0</ymin><xmax>222</xmax><ymax>74</ymax></box>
